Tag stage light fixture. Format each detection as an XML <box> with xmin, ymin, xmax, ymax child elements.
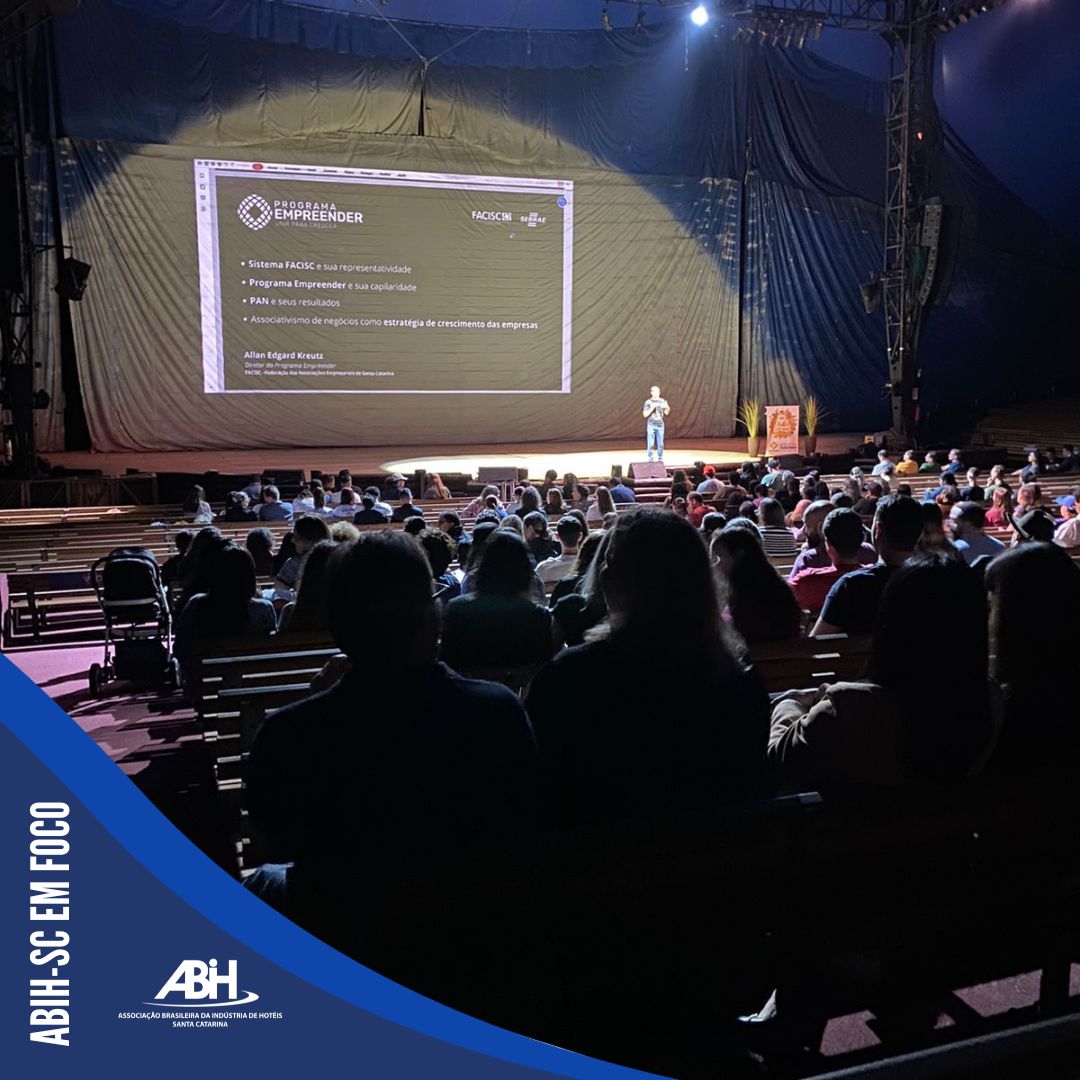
<box><xmin>690</xmin><ymin>5</ymin><xmax>709</xmax><ymax>27</ymax></box>
<box><xmin>54</xmin><ymin>257</ymin><xmax>92</xmax><ymax>302</ymax></box>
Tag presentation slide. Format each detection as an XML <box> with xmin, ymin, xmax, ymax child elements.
<box><xmin>195</xmin><ymin>159</ymin><xmax>574</xmax><ymax>394</ymax></box>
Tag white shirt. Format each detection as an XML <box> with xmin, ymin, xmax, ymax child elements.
<box><xmin>1055</xmin><ymin>516</ymin><xmax>1080</xmax><ymax>549</ymax></box>
<box><xmin>535</xmin><ymin>552</ymin><xmax>578</xmax><ymax>587</ymax></box>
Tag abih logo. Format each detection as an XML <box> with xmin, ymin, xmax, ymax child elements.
<box><xmin>237</xmin><ymin>194</ymin><xmax>272</xmax><ymax>231</ymax></box>
<box><xmin>148</xmin><ymin>960</ymin><xmax>260</xmax><ymax>1007</ymax></box>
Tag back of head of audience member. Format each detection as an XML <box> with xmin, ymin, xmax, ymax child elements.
<box><xmin>596</xmin><ymin>485</ymin><xmax>616</xmax><ymax>516</ymax></box>
<box><xmin>293</xmin><ymin>513</ymin><xmax>332</xmax><ymax>550</ymax></box>
<box><xmin>182</xmin><ymin>525</ymin><xmax>226</xmax><ymax>590</ymax></box>
<box><xmin>602</xmin><ymin>509</ymin><xmax>738</xmax><ymax>669</ymax></box>
<box><xmin>465</xmin><ymin>522</ymin><xmax>499</xmax><ymax>570</ymax></box>
<box><xmin>522</xmin><ymin>510</ymin><xmax>548</xmax><ymax>541</ymax></box>
<box><xmin>801</xmin><ymin>500</ymin><xmax>832</xmax><ymax>549</ymax></box>
<box><xmin>474</xmin><ymin>509</ymin><xmax>502</xmax><ymax>526</ymax></box>
<box><xmin>174</xmin><ymin>529</ymin><xmax>195</xmax><ymax>557</ymax></box>
<box><xmin>403</xmin><ymin>515</ymin><xmax>427</xmax><ymax>537</ymax></box>
<box><xmin>518</xmin><ymin>486</ymin><xmax>542</xmax><ymax>516</ymax></box>
<box><xmin>329</xmin><ymin>521</ymin><xmax>359</xmax><ymax>544</ymax></box>
<box><xmin>1017</xmin><ymin>483</ymin><xmax>1042</xmax><ymax>511</ymax></box>
<box><xmin>700</xmin><ymin>511</ymin><xmax>727</xmax><ymax>536</ymax></box>
<box><xmin>244</xmin><ymin>526</ymin><xmax>272</xmax><ymax>558</ymax></box>
<box><xmin>710</xmin><ymin>523</ymin><xmax>800</xmax><ymax>645</ymax></box>
<box><xmin>438</xmin><ymin>510</ymin><xmax>463</xmax><ymax>537</ymax></box>
<box><xmin>499</xmin><ymin>514</ymin><xmax>524</xmax><ymax>536</ymax></box>
<box><xmin>183</xmin><ymin>484</ymin><xmax>207</xmax><ymax>514</ymax></box>
<box><xmin>475</xmin><ymin>531</ymin><xmax>535</xmax><ymax>598</ymax></box>
<box><xmin>868</xmin><ymin>553</ymin><xmax>993</xmax><ymax>780</ymax></box>
<box><xmin>873</xmin><ymin>494</ymin><xmax>924</xmax><ymax>564</ymax></box>
<box><xmin>418</xmin><ymin>527</ymin><xmax>455</xmax><ymax>579</ymax></box>
<box><xmin>830</xmin><ymin>492</ymin><xmax>854</xmax><ymax>509</ymax></box>
<box><xmin>197</xmin><ymin>543</ymin><xmax>258</xmax><ymax>634</ymax></box>
<box><xmin>758</xmin><ymin>497</ymin><xmax>787</xmax><ymax>530</ymax></box>
<box><xmin>327</xmin><ymin>532</ymin><xmax>437</xmax><ymax>673</ymax></box>
<box><xmin>286</xmin><ymin>540</ymin><xmax>335</xmax><ymax>632</ymax></box>
<box><xmin>918</xmin><ymin>501</ymin><xmax>954</xmax><ymax>556</ymax></box>
<box><xmin>985</xmin><ymin>544</ymin><xmax>1080</xmax><ymax>686</ymax></box>
<box><xmin>555</xmin><ymin>514</ymin><xmax>583</xmax><ymax>551</ymax></box>
<box><xmin>822</xmin><ymin>508</ymin><xmax>866</xmax><ymax>565</ymax></box>
<box><xmin>950</xmin><ymin>501</ymin><xmax>987</xmax><ymax>538</ymax></box>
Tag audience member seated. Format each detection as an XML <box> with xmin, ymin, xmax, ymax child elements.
<box><xmin>545</xmin><ymin>487</ymin><xmax>565</xmax><ymax>514</ymax></box>
<box><xmin>402</xmin><ymin>516</ymin><xmax>427</xmax><ymax>537</ymax></box>
<box><xmin>182</xmin><ymin>484</ymin><xmax>214</xmax><ymax>524</ymax></box>
<box><xmin>916</xmin><ymin>502</ymin><xmax>960</xmax><ymax>558</ymax></box>
<box><xmin>538</xmin><ymin>469</ymin><xmax>560</xmax><ymax>498</ymax></box>
<box><xmin>871</xmin><ymin>449</ymin><xmax>896</xmax><ymax>477</ymax></box>
<box><xmin>700</xmin><ymin>511</ymin><xmax>727</xmax><ymax>538</ymax></box>
<box><xmin>222</xmin><ymin>490</ymin><xmax>258</xmax><ymax>522</ymax></box>
<box><xmin>586</xmin><ymin>485</ymin><xmax>616</xmax><ymax>526</ymax></box>
<box><xmin>696</xmin><ymin>466</ymin><xmax>722</xmax><ymax>495</ymax></box>
<box><xmin>277</xmin><ymin>515</ymin><xmax>333</xmax><ymax>590</ymax></box>
<box><xmin>527</xmin><ymin>509</ymin><xmax>772</xmax><ymax>827</ymax></box>
<box><xmin>417</xmin><ymin>528</ymin><xmax>461</xmax><ymax>603</ymax></box>
<box><xmin>522</xmin><ymin>511</ymin><xmax>559</xmax><ymax>565</ymax></box>
<box><xmin>441</xmin><ymin>532</ymin><xmax>554</xmax><ymax>676</ymax></box>
<box><xmin>984</xmin><ymin>485</ymin><xmax>1013</xmax><ymax>527</ymax></box>
<box><xmin>382</xmin><ymin>473</ymin><xmax>408</xmax><ymax>502</ymax></box>
<box><xmin>277</xmin><ymin>540</ymin><xmax>335</xmax><ymax>634</ymax></box>
<box><xmin>292</xmin><ymin>485</ymin><xmax>315</xmax><ymax>515</ymax></box>
<box><xmin>548</xmin><ymin>530</ymin><xmax>603</xmax><ymax>608</ymax></box>
<box><xmin>957</xmin><ymin>468</ymin><xmax>984</xmax><ymax>503</ymax></box>
<box><xmin>761</xmin><ymin>459</ymin><xmax>794</xmax><ymax>491</ymax></box>
<box><xmin>771</xmin><ymin>554</ymin><xmax>997</xmax><ymax>794</ymax></box>
<box><xmin>942</xmin><ymin>447</ymin><xmax>965</xmax><ymax>475</ymax></box>
<box><xmin>329</xmin><ymin>488</ymin><xmax>360</xmax><ymax>519</ymax></box>
<box><xmin>985</xmin><ymin>544</ymin><xmax>1080</xmax><ymax>773</ymax></box>
<box><xmin>684</xmin><ymin>491</ymin><xmax>707</xmax><ymax>528</ymax></box>
<box><xmin>922</xmin><ymin>471</ymin><xmax>958</xmax><ymax>503</ymax></box>
<box><xmin>813</xmin><ymin>494</ymin><xmax>923</xmax><ymax>637</ymax></box>
<box><xmin>422</xmin><ymin>472</ymin><xmax>451</xmax><ymax>500</ymax></box>
<box><xmin>390</xmin><ymin>489</ymin><xmax>423</xmax><ymax>523</ymax></box>
<box><xmin>354</xmin><ymin>495</ymin><xmax>390</xmax><ymax>525</ymax></box>
<box><xmin>669</xmin><ymin>469</ymin><xmax>692</xmax><ymax>502</ymax></box>
<box><xmin>177</xmin><ymin>526</ymin><xmax>227</xmax><ymax>613</ymax></box>
<box><xmin>853</xmin><ymin>480</ymin><xmax>884</xmax><ymax>518</ymax></box>
<box><xmin>790</xmin><ymin>500</ymin><xmax>876</xmax><ymax>578</ymax></box>
<box><xmin>258</xmin><ymin>484</ymin><xmax>293</xmax><ymax>523</ymax></box>
<box><xmin>711</xmin><ymin>524</ymin><xmax>802</xmax><ymax>645</ymax></box>
<box><xmin>1053</xmin><ymin>493</ymin><xmax>1080</xmax><ymax>550</ymax></box>
<box><xmin>245</xmin><ymin>531</ymin><xmax>538</xmax><ymax>925</ymax></box>
<box><xmin>244</xmin><ymin>527</ymin><xmax>275</xmax><ymax>578</ymax></box>
<box><xmin>463</xmin><ymin>484</ymin><xmax>501</xmax><ymax>519</ymax></box>
<box><xmin>272</xmin><ymin>532</ymin><xmax>297</xmax><ymax>577</ymax></box>
<box><xmin>1018</xmin><ymin>450</ymin><xmax>1043</xmax><ymax>484</ymax></box>
<box><xmin>536</xmin><ymin>516</ymin><xmax>583</xmax><ymax>588</ymax></box>
<box><xmin>328</xmin><ymin>470</ymin><xmax>352</xmax><ymax>504</ymax></box>
<box><xmin>949</xmin><ymin>502</ymin><xmax>1005</xmax><ymax>566</ymax></box>
<box><xmin>242</xmin><ymin>475</ymin><xmax>263</xmax><ymax>501</ymax></box>
<box><xmin>161</xmin><ymin>529</ymin><xmax>193</xmax><ymax>588</ymax></box>
<box><xmin>329</xmin><ymin>521</ymin><xmax>359</xmax><ymax>544</ymax></box>
<box><xmin>789</xmin><ymin>508</ymin><xmax>868</xmax><ymax>615</ymax></box>
<box><xmin>609</xmin><ymin>475</ymin><xmax>637</xmax><ymax>504</ymax></box>
<box><xmin>895</xmin><ymin>449</ymin><xmax>919</xmax><ymax>476</ymax></box>
<box><xmin>437</xmin><ymin>510</ymin><xmax>470</xmax><ymax>561</ymax></box>
<box><xmin>918</xmin><ymin>451</ymin><xmax>939</xmax><ymax>474</ymax></box>
<box><xmin>1010</xmin><ymin>484</ymin><xmax>1056</xmax><ymax>546</ymax></box>
<box><xmin>175</xmin><ymin>544</ymin><xmax>276</xmax><ymax>677</ymax></box>
<box><xmin>756</xmin><ymin>498</ymin><xmax>800</xmax><ymax>559</ymax></box>
<box><xmin>364</xmin><ymin>485</ymin><xmax>393</xmax><ymax>518</ymax></box>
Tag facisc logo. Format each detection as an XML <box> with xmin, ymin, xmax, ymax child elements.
<box><xmin>147</xmin><ymin>960</ymin><xmax>260</xmax><ymax>1008</ymax></box>
<box><xmin>237</xmin><ymin>194</ymin><xmax>272</xmax><ymax>231</ymax></box>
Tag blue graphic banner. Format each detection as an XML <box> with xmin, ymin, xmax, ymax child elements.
<box><xmin>0</xmin><ymin>654</ymin><xmax>654</xmax><ymax>1078</ymax></box>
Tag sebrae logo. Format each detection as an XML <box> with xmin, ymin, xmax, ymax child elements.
<box><xmin>147</xmin><ymin>960</ymin><xmax>260</xmax><ymax>1007</ymax></box>
<box><xmin>237</xmin><ymin>194</ymin><xmax>273</xmax><ymax>231</ymax></box>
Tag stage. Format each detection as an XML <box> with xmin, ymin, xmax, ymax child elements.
<box><xmin>44</xmin><ymin>434</ymin><xmax>857</xmax><ymax>481</ymax></box>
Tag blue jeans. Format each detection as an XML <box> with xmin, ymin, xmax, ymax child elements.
<box><xmin>647</xmin><ymin>423</ymin><xmax>664</xmax><ymax>461</ymax></box>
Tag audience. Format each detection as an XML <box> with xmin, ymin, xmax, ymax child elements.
<box><xmin>949</xmin><ymin>502</ymin><xmax>1005</xmax><ymax>566</ymax></box>
<box><xmin>276</xmin><ymin>540</ymin><xmax>335</xmax><ymax>634</ymax></box>
<box><xmin>790</xmin><ymin>500</ymin><xmax>875</xmax><ymax>577</ymax></box>
<box><xmin>354</xmin><ymin>494</ymin><xmax>389</xmax><ymax>525</ymax></box>
<box><xmin>276</xmin><ymin>514</ymin><xmax>332</xmax><ymax>590</ymax></box>
<box><xmin>390</xmin><ymin>489</ymin><xmax>423</xmax><ymax>523</ymax></box>
<box><xmin>417</xmin><ymin>528</ymin><xmax>461</xmax><ymax>602</ymax></box>
<box><xmin>711</xmin><ymin>525</ymin><xmax>802</xmax><ymax>644</ymax></box>
<box><xmin>161</xmin><ymin>529</ymin><xmax>194</xmax><ymax>587</ymax></box>
<box><xmin>1053</xmin><ymin>493</ymin><xmax>1080</xmax><ymax>550</ymax></box>
<box><xmin>175</xmin><ymin>544</ymin><xmax>276</xmax><ymax>674</ymax></box>
<box><xmin>771</xmin><ymin>554</ymin><xmax>997</xmax><ymax>792</ymax></box>
<box><xmin>441</xmin><ymin>532</ymin><xmax>554</xmax><ymax>676</ymax></box>
<box><xmin>813</xmin><ymin>494</ymin><xmax>923</xmax><ymax>637</ymax></box>
<box><xmin>535</xmin><ymin>516</ymin><xmax>583</xmax><ymax>588</ymax></box>
<box><xmin>182</xmin><ymin>485</ymin><xmax>214</xmax><ymax>524</ymax></box>
<box><xmin>222</xmin><ymin>490</ymin><xmax>258</xmax><ymax>522</ymax></box>
<box><xmin>422</xmin><ymin>472</ymin><xmax>451</xmax><ymax>500</ymax></box>
<box><xmin>788</xmin><ymin>508</ymin><xmax>868</xmax><ymax>615</ymax></box>
<box><xmin>526</xmin><ymin>509</ymin><xmax>772</xmax><ymax>827</ymax></box>
<box><xmin>522</xmin><ymin>511</ymin><xmax>559</xmax><ymax>565</ymax></box>
<box><xmin>245</xmin><ymin>531</ymin><xmax>538</xmax><ymax>923</ymax></box>
<box><xmin>244</xmin><ymin>526</ymin><xmax>275</xmax><ymax>577</ymax></box>
<box><xmin>258</xmin><ymin>484</ymin><xmax>293</xmax><ymax>523</ymax></box>
<box><xmin>757</xmin><ymin>498</ymin><xmax>800</xmax><ymax>559</ymax></box>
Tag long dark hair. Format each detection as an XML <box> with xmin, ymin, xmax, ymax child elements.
<box><xmin>183</xmin><ymin>485</ymin><xmax>207</xmax><ymax>514</ymax></box>
<box><xmin>602</xmin><ymin>509</ymin><xmax>740</xmax><ymax>669</ymax></box>
<box><xmin>710</xmin><ymin>525</ymin><xmax>801</xmax><ymax>645</ymax></box>
<box><xmin>869</xmin><ymin>554</ymin><xmax>993</xmax><ymax>781</ymax></box>
<box><xmin>195</xmin><ymin>544</ymin><xmax>258</xmax><ymax>637</ymax></box>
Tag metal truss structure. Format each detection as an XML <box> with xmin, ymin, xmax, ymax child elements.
<box><xmin>722</xmin><ymin>0</ymin><xmax>1011</xmax><ymax>440</ymax></box>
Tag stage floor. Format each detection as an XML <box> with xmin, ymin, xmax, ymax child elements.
<box><xmin>45</xmin><ymin>434</ymin><xmax>856</xmax><ymax>480</ymax></box>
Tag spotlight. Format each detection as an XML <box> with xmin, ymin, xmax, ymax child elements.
<box><xmin>690</xmin><ymin>4</ymin><xmax>709</xmax><ymax>27</ymax></box>
<box><xmin>54</xmin><ymin>257</ymin><xmax>92</xmax><ymax>302</ymax></box>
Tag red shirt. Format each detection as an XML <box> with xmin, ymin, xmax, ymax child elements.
<box><xmin>789</xmin><ymin>564</ymin><xmax>861</xmax><ymax>613</ymax></box>
<box><xmin>688</xmin><ymin>503</ymin><xmax>707</xmax><ymax>528</ymax></box>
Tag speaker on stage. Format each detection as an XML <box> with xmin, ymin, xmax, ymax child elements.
<box><xmin>629</xmin><ymin>461</ymin><xmax>668</xmax><ymax>480</ymax></box>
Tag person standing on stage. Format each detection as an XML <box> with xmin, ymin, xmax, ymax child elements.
<box><xmin>642</xmin><ymin>385</ymin><xmax>670</xmax><ymax>463</ymax></box>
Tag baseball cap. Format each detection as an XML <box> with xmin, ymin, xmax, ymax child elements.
<box><xmin>767</xmin><ymin>459</ymin><xmax>780</xmax><ymax>468</ymax></box>
<box><xmin>1054</xmin><ymin>495</ymin><xmax>1077</xmax><ymax>510</ymax></box>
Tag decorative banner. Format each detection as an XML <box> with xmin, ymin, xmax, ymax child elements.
<box><xmin>765</xmin><ymin>405</ymin><xmax>800</xmax><ymax>456</ymax></box>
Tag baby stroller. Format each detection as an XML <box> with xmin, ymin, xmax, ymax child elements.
<box><xmin>89</xmin><ymin>547</ymin><xmax>179</xmax><ymax>695</ymax></box>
